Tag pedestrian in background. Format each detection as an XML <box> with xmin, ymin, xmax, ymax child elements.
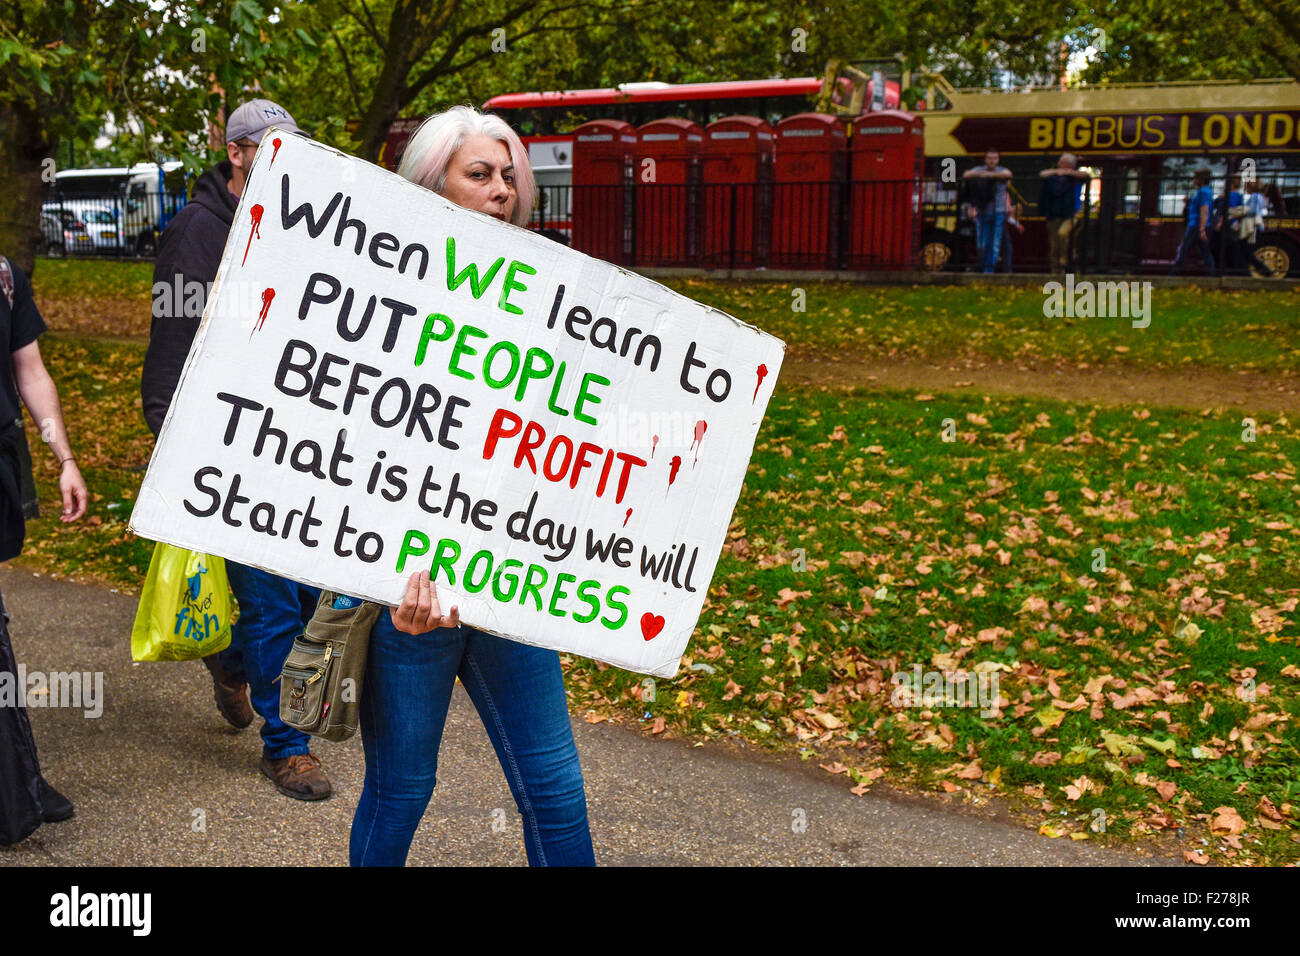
<box><xmin>1038</xmin><ymin>153</ymin><xmax>1089</xmax><ymax>272</ymax></box>
<box><xmin>1169</xmin><ymin>168</ymin><xmax>1216</xmax><ymax>277</ymax></box>
<box><xmin>998</xmin><ymin>190</ymin><xmax>1023</xmax><ymax>273</ymax></box>
<box><xmin>141</xmin><ymin>98</ymin><xmax>334</xmax><ymax>801</ymax></box>
<box><xmin>1210</xmin><ymin>174</ymin><xmax>1246</xmax><ymax>269</ymax></box>
<box><xmin>0</xmin><ymin>254</ymin><xmax>87</xmax><ymax>846</ymax></box>
<box><xmin>962</xmin><ymin>148</ymin><xmax>1012</xmax><ymax>273</ymax></box>
<box><xmin>1240</xmin><ymin>178</ymin><xmax>1271</xmax><ymax>276</ymax></box>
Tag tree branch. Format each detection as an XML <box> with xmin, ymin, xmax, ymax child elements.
<box><xmin>329</xmin><ymin>26</ymin><xmax>366</xmax><ymax>115</ymax></box>
<box><xmin>404</xmin><ymin>0</ymin><xmax>600</xmax><ymax>96</ymax></box>
<box><xmin>340</xmin><ymin>0</ymin><xmax>385</xmax><ymax>48</ymax></box>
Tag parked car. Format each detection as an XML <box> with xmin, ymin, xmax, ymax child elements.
<box><xmin>42</xmin><ymin>199</ymin><xmax>126</xmax><ymax>253</ymax></box>
<box><xmin>77</xmin><ymin>204</ymin><xmax>128</xmax><ymax>252</ymax></box>
<box><xmin>39</xmin><ymin>209</ymin><xmax>94</xmax><ymax>257</ymax></box>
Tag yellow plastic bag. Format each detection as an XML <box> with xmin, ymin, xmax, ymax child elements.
<box><xmin>131</xmin><ymin>543</ymin><xmax>233</xmax><ymax>662</ymax></box>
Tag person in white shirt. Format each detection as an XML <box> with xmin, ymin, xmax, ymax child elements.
<box><xmin>1240</xmin><ymin>179</ymin><xmax>1271</xmax><ymax>276</ymax></box>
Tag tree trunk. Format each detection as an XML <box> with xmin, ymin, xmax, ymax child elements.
<box><xmin>355</xmin><ymin>87</ymin><xmax>407</xmax><ymax>164</ymax></box>
<box><xmin>0</xmin><ymin>103</ymin><xmax>53</xmax><ymax>277</ymax></box>
<box><xmin>354</xmin><ymin>47</ymin><xmax>413</xmax><ymax>163</ymax></box>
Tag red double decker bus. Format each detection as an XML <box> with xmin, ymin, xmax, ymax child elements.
<box><xmin>377</xmin><ymin>77</ymin><xmax>831</xmax><ymax>168</ymax></box>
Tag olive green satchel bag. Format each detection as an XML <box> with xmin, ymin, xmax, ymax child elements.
<box><xmin>279</xmin><ymin>591</ymin><xmax>380</xmax><ymax>742</ymax></box>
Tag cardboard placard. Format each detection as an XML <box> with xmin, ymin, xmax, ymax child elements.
<box><xmin>130</xmin><ymin>131</ymin><xmax>784</xmax><ymax>676</ymax></box>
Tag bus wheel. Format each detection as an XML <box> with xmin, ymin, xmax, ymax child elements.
<box><xmin>1251</xmin><ymin>237</ymin><xmax>1297</xmax><ymax>278</ymax></box>
<box><xmin>136</xmin><ymin>234</ymin><xmax>157</xmax><ymax>257</ymax></box>
<box><xmin>920</xmin><ymin>237</ymin><xmax>955</xmax><ymax>271</ymax></box>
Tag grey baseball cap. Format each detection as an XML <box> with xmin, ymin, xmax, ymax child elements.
<box><xmin>225</xmin><ymin>98</ymin><xmax>305</xmax><ymax>144</ymax></box>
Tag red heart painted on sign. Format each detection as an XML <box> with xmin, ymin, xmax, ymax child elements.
<box><xmin>641</xmin><ymin>613</ymin><xmax>665</xmax><ymax>641</ymax></box>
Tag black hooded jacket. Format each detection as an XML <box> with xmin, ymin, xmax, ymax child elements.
<box><xmin>140</xmin><ymin>159</ymin><xmax>239</xmax><ymax>437</ymax></box>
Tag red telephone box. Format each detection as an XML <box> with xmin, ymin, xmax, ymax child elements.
<box><xmin>849</xmin><ymin>110</ymin><xmax>924</xmax><ymax>268</ymax></box>
<box><xmin>702</xmin><ymin>116</ymin><xmax>774</xmax><ymax>268</ymax></box>
<box><xmin>634</xmin><ymin>119</ymin><xmax>703</xmax><ymax>265</ymax></box>
<box><xmin>571</xmin><ymin>119</ymin><xmax>636</xmax><ymax>263</ymax></box>
<box><xmin>772</xmin><ymin>113</ymin><xmax>847</xmax><ymax>268</ymax></box>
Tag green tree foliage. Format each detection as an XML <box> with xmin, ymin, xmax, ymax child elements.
<box><xmin>1</xmin><ymin>0</ymin><xmax>306</xmax><ymax>272</ymax></box>
<box><xmin>5</xmin><ymin>0</ymin><xmax>1298</xmax><ymax>271</ymax></box>
<box><xmin>1077</xmin><ymin>1</ymin><xmax>1300</xmax><ymax>83</ymax></box>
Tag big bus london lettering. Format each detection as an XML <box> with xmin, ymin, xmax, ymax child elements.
<box><xmin>919</xmin><ymin>78</ymin><xmax>1300</xmax><ymax>277</ymax></box>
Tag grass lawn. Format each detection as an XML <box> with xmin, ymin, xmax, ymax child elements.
<box><xmin>30</xmin><ymin>258</ymin><xmax>152</xmax><ymax>300</ymax></box>
<box><xmin>564</xmin><ymin>386</ymin><xmax>1299</xmax><ymax>863</ymax></box>
<box><xmin>20</xmin><ymin>334</ymin><xmax>155</xmax><ymax>584</ymax></box>
<box><xmin>19</xmin><ymin>260</ymin><xmax>1300</xmax><ymax>863</ymax></box>
<box><xmin>667</xmin><ymin>279</ymin><xmax>1300</xmax><ymax>373</ymax></box>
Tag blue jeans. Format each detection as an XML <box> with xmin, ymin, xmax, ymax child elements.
<box><xmin>1170</xmin><ymin>228</ymin><xmax>1215</xmax><ymax>276</ymax></box>
<box><xmin>350</xmin><ymin>615</ymin><xmax>594</xmax><ymax>866</ymax></box>
<box><xmin>977</xmin><ymin>208</ymin><xmax>1005</xmax><ymax>273</ymax></box>
<box><xmin>220</xmin><ymin>562</ymin><xmax>319</xmax><ymax>759</ymax></box>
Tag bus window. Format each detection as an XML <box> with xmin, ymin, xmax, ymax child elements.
<box><xmin>1257</xmin><ymin>160</ymin><xmax>1300</xmax><ymax>216</ymax></box>
<box><xmin>1122</xmin><ymin>167</ymin><xmax>1140</xmax><ymax>217</ymax></box>
<box><xmin>1158</xmin><ymin>156</ymin><xmax>1227</xmax><ymax>217</ymax></box>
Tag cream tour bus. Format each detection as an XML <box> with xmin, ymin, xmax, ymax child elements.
<box><xmin>917</xmin><ymin>75</ymin><xmax>1300</xmax><ymax>276</ymax></box>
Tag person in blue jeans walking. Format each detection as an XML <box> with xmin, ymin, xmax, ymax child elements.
<box><xmin>141</xmin><ymin>98</ymin><xmax>332</xmax><ymax>800</ymax></box>
<box><xmin>962</xmin><ymin>148</ymin><xmax>1012</xmax><ymax>273</ymax></box>
<box><xmin>341</xmin><ymin>106</ymin><xmax>595</xmax><ymax>866</ymax></box>
<box><xmin>1169</xmin><ymin>168</ymin><xmax>1216</xmax><ymax>276</ymax></box>
<box><xmin>219</xmin><ymin>563</ymin><xmax>325</xmax><ymax>797</ymax></box>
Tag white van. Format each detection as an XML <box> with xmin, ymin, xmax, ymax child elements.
<box><xmin>48</xmin><ymin>162</ymin><xmax>186</xmax><ymax>255</ymax></box>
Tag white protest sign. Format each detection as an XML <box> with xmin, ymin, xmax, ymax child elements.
<box><xmin>130</xmin><ymin>131</ymin><xmax>784</xmax><ymax>677</ymax></box>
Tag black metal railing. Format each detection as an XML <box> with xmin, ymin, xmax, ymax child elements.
<box><xmin>533</xmin><ymin>179</ymin><xmax>926</xmax><ymax>271</ymax></box>
<box><xmin>40</xmin><ymin>189</ymin><xmax>187</xmax><ymax>258</ymax></box>
<box><xmin>41</xmin><ymin>173</ymin><xmax>1299</xmax><ymax>279</ymax></box>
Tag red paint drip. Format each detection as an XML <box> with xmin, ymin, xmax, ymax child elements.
<box><xmin>651</xmin><ymin>435</ymin><xmax>659</xmax><ymax>459</ymax></box>
<box><xmin>242</xmin><ymin>204</ymin><xmax>265</xmax><ymax>266</ymax></box>
<box><xmin>269</xmin><ymin>137</ymin><xmax>283</xmax><ymax>168</ymax></box>
<box><xmin>251</xmin><ymin>287</ymin><xmax>275</xmax><ymax>338</ymax></box>
<box><xmin>623</xmin><ymin>508</ymin><xmax>632</xmax><ymax>527</ymax></box>
<box><xmin>668</xmin><ymin>455</ymin><xmax>682</xmax><ymax>488</ymax></box>
<box><xmin>689</xmin><ymin>419</ymin><xmax>708</xmax><ymax>465</ymax></box>
<box><xmin>754</xmin><ymin>363</ymin><xmax>769</xmax><ymax>402</ymax></box>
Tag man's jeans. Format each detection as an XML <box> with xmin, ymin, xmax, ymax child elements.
<box><xmin>350</xmin><ymin>615</ymin><xmax>594</xmax><ymax>866</ymax></box>
<box><xmin>220</xmin><ymin>562</ymin><xmax>319</xmax><ymax>759</ymax></box>
<box><xmin>976</xmin><ymin>209</ymin><xmax>1005</xmax><ymax>273</ymax></box>
<box><xmin>1047</xmin><ymin>216</ymin><xmax>1075</xmax><ymax>271</ymax></box>
<box><xmin>1170</xmin><ymin>228</ymin><xmax>1215</xmax><ymax>276</ymax></box>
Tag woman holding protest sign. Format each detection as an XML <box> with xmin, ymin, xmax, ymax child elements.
<box><xmin>345</xmin><ymin>107</ymin><xmax>595</xmax><ymax>867</ymax></box>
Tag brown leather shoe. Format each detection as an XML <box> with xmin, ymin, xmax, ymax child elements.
<box><xmin>261</xmin><ymin>753</ymin><xmax>332</xmax><ymax>801</ymax></box>
<box><xmin>202</xmin><ymin>654</ymin><xmax>254</xmax><ymax>729</ymax></box>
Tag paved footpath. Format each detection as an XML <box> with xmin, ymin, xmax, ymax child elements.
<box><xmin>0</xmin><ymin>567</ymin><xmax>1187</xmax><ymax>867</ymax></box>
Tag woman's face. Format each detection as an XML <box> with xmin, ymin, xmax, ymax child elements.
<box><xmin>440</xmin><ymin>133</ymin><xmax>516</xmax><ymax>223</ymax></box>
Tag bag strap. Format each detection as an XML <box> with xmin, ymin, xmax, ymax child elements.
<box><xmin>0</xmin><ymin>257</ymin><xmax>14</xmax><ymax>310</ymax></box>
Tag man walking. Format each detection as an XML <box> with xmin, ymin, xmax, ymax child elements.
<box><xmin>141</xmin><ymin>99</ymin><xmax>331</xmax><ymax>800</ymax></box>
<box><xmin>1169</xmin><ymin>168</ymin><xmax>1216</xmax><ymax>277</ymax></box>
<box><xmin>1038</xmin><ymin>153</ymin><xmax>1089</xmax><ymax>272</ymax></box>
<box><xmin>962</xmin><ymin>148</ymin><xmax>1012</xmax><ymax>273</ymax></box>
